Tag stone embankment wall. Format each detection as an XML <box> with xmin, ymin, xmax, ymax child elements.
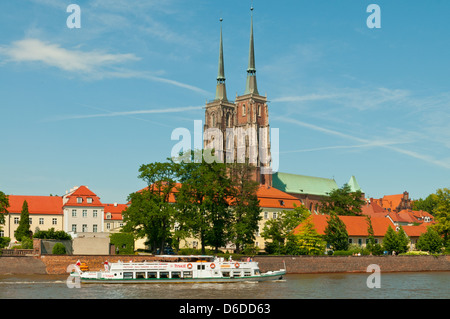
<box><xmin>253</xmin><ymin>255</ymin><xmax>450</xmax><ymax>273</ymax></box>
<box><xmin>1</xmin><ymin>255</ymin><xmax>449</xmax><ymax>275</ymax></box>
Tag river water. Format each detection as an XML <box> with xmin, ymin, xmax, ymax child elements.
<box><xmin>0</xmin><ymin>272</ymin><xmax>448</xmax><ymax>299</ymax></box>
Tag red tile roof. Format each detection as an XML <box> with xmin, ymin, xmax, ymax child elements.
<box><xmin>6</xmin><ymin>195</ymin><xmax>63</xmax><ymax>215</ymax></box>
<box><xmin>256</xmin><ymin>185</ymin><xmax>302</xmax><ymax>209</ymax></box>
<box><xmin>63</xmin><ymin>186</ymin><xmax>104</xmax><ymax>207</ymax></box>
<box><xmin>402</xmin><ymin>224</ymin><xmax>429</xmax><ymax>237</ymax></box>
<box><xmin>388</xmin><ymin>209</ymin><xmax>434</xmax><ymax>225</ymax></box>
<box><xmin>136</xmin><ymin>184</ymin><xmax>302</xmax><ymax>209</ymax></box>
<box><xmin>104</xmin><ymin>203</ymin><xmax>128</xmax><ymax>220</ymax></box>
<box><xmin>293</xmin><ymin>214</ymin><xmax>395</xmax><ymax>237</ymax></box>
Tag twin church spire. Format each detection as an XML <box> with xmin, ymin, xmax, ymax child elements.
<box><xmin>214</xmin><ymin>7</ymin><xmax>259</xmax><ymax>101</ymax></box>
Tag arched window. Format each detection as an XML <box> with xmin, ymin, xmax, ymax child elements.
<box><xmin>211</xmin><ymin>113</ymin><xmax>216</xmax><ymax>127</ymax></box>
<box><xmin>242</xmin><ymin>104</ymin><xmax>246</xmax><ymax>116</ymax></box>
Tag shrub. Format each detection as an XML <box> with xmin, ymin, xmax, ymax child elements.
<box><xmin>52</xmin><ymin>243</ymin><xmax>66</xmax><ymax>255</ymax></box>
<box><xmin>110</xmin><ymin>233</ymin><xmax>134</xmax><ymax>255</ymax></box>
<box><xmin>21</xmin><ymin>236</ymin><xmax>33</xmax><ymax>249</ymax></box>
<box><xmin>0</xmin><ymin>237</ymin><xmax>10</xmax><ymax>249</ymax></box>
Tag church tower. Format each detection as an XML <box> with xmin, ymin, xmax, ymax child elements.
<box><xmin>234</xmin><ymin>7</ymin><xmax>272</xmax><ymax>186</ymax></box>
<box><xmin>204</xmin><ymin>8</ymin><xmax>272</xmax><ymax>186</ymax></box>
<box><xmin>204</xmin><ymin>19</ymin><xmax>236</xmax><ymax>163</ymax></box>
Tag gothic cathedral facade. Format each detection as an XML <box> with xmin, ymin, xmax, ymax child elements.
<box><xmin>204</xmin><ymin>12</ymin><xmax>273</xmax><ymax>187</ymax></box>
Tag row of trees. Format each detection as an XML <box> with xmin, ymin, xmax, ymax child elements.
<box><xmin>122</xmin><ymin>151</ymin><xmax>262</xmax><ymax>255</ymax></box>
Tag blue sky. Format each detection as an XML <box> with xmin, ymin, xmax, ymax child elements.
<box><xmin>1</xmin><ymin>0</ymin><xmax>449</xmax><ymax>204</ymax></box>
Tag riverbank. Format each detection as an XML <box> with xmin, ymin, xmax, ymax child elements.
<box><xmin>1</xmin><ymin>255</ymin><xmax>449</xmax><ymax>275</ymax></box>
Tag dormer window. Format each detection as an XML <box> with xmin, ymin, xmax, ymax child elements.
<box><xmin>106</xmin><ymin>213</ymin><xmax>112</xmax><ymax>220</ymax></box>
<box><xmin>87</xmin><ymin>198</ymin><xmax>93</xmax><ymax>204</ymax></box>
<box><xmin>279</xmin><ymin>200</ymin><xmax>285</xmax><ymax>206</ymax></box>
<box><xmin>77</xmin><ymin>197</ymin><xmax>83</xmax><ymax>204</ymax></box>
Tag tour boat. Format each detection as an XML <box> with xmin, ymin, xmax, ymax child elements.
<box><xmin>71</xmin><ymin>255</ymin><xmax>286</xmax><ymax>284</ymax></box>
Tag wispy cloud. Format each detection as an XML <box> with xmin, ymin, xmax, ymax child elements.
<box><xmin>45</xmin><ymin>105</ymin><xmax>203</xmax><ymax>122</ymax></box>
<box><xmin>276</xmin><ymin>116</ymin><xmax>450</xmax><ymax>169</ymax></box>
<box><xmin>272</xmin><ymin>87</ymin><xmax>410</xmax><ymax>111</ymax></box>
<box><xmin>0</xmin><ymin>38</ymin><xmax>210</xmax><ymax>95</ymax></box>
<box><xmin>0</xmin><ymin>38</ymin><xmax>139</xmax><ymax>73</ymax></box>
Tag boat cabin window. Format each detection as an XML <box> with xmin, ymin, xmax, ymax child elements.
<box><xmin>244</xmin><ymin>271</ymin><xmax>251</xmax><ymax>277</ymax></box>
<box><xmin>123</xmin><ymin>272</ymin><xmax>133</xmax><ymax>279</ymax></box>
<box><xmin>160</xmin><ymin>272</ymin><xmax>169</xmax><ymax>279</ymax></box>
<box><xmin>197</xmin><ymin>264</ymin><xmax>206</xmax><ymax>270</ymax></box>
<box><xmin>183</xmin><ymin>271</ymin><xmax>193</xmax><ymax>279</ymax></box>
<box><xmin>147</xmin><ymin>272</ymin><xmax>157</xmax><ymax>279</ymax></box>
<box><xmin>172</xmin><ymin>271</ymin><xmax>181</xmax><ymax>279</ymax></box>
<box><xmin>136</xmin><ymin>272</ymin><xmax>145</xmax><ymax>279</ymax></box>
<box><xmin>222</xmin><ymin>271</ymin><xmax>230</xmax><ymax>277</ymax></box>
<box><xmin>232</xmin><ymin>271</ymin><xmax>242</xmax><ymax>277</ymax></box>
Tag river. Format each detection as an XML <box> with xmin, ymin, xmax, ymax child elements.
<box><xmin>0</xmin><ymin>272</ymin><xmax>448</xmax><ymax>299</ymax></box>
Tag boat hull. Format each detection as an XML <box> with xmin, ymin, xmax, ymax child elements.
<box><xmin>76</xmin><ymin>270</ymin><xmax>286</xmax><ymax>284</ymax></box>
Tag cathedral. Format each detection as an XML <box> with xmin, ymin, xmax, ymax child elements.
<box><xmin>203</xmin><ymin>9</ymin><xmax>272</xmax><ymax>187</ymax></box>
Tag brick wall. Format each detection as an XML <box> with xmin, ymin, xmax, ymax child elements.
<box><xmin>253</xmin><ymin>255</ymin><xmax>450</xmax><ymax>273</ymax></box>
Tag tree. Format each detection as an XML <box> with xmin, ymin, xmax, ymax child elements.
<box><xmin>262</xmin><ymin>204</ymin><xmax>310</xmax><ymax>254</ymax></box>
<box><xmin>396</xmin><ymin>226</ymin><xmax>410</xmax><ymax>254</ymax></box>
<box><xmin>122</xmin><ymin>162</ymin><xmax>179</xmax><ymax>254</ymax></box>
<box><xmin>320</xmin><ymin>184</ymin><xmax>365</xmax><ymax>216</ymax></box>
<box><xmin>324</xmin><ymin>213</ymin><xmax>349</xmax><ymax>251</ymax></box>
<box><xmin>411</xmin><ymin>194</ymin><xmax>438</xmax><ymax>215</ymax></box>
<box><xmin>416</xmin><ymin>227</ymin><xmax>444</xmax><ymax>253</ymax></box>
<box><xmin>432</xmin><ymin>188</ymin><xmax>450</xmax><ymax>247</ymax></box>
<box><xmin>227</xmin><ymin>161</ymin><xmax>261</xmax><ymax>254</ymax></box>
<box><xmin>366</xmin><ymin>216</ymin><xmax>383</xmax><ymax>255</ymax></box>
<box><xmin>0</xmin><ymin>191</ymin><xmax>9</xmax><ymax>227</ymax></box>
<box><xmin>175</xmin><ymin>150</ymin><xmax>233</xmax><ymax>254</ymax></box>
<box><xmin>15</xmin><ymin>200</ymin><xmax>31</xmax><ymax>241</ymax></box>
<box><xmin>383</xmin><ymin>226</ymin><xmax>398</xmax><ymax>253</ymax></box>
<box><xmin>382</xmin><ymin>225</ymin><xmax>410</xmax><ymax>254</ymax></box>
<box><xmin>294</xmin><ymin>217</ymin><xmax>326</xmax><ymax>255</ymax></box>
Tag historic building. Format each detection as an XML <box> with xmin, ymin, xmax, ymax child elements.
<box><xmin>204</xmin><ymin>9</ymin><xmax>272</xmax><ymax>187</ymax></box>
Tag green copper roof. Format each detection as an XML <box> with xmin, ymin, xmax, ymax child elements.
<box><xmin>272</xmin><ymin>172</ymin><xmax>338</xmax><ymax>196</ymax></box>
<box><xmin>215</xmin><ymin>19</ymin><xmax>227</xmax><ymax>101</ymax></box>
<box><xmin>347</xmin><ymin>175</ymin><xmax>363</xmax><ymax>193</ymax></box>
<box><xmin>244</xmin><ymin>10</ymin><xmax>259</xmax><ymax>95</ymax></box>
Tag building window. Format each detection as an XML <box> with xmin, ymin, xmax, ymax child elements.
<box><xmin>29</xmin><ymin>218</ymin><xmax>32</xmax><ymax>225</ymax></box>
<box><xmin>278</xmin><ymin>200</ymin><xmax>285</xmax><ymax>206</ymax></box>
<box><xmin>39</xmin><ymin>218</ymin><xmax>44</xmax><ymax>225</ymax></box>
<box><xmin>14</xmin><ymin>217</ymin><xmax>19</xmax><ymax>224</ymax></box>
<box><xmin>273</xmin><ymin>212</ymin><xmax>277</xmax><ymax>219</ymax></box>
<box><xmin>77</xmin><ymin>197</ymin><xmax>83</xmax><ymax>204</ymax></box>
<box><xmin>93</xmin><ymin>224</ymin><xmax>97</xmax><ymax>232</ymax></box>
<box><xmin>242</xmin><ymin>104</ymin><xmax>246</xmax><ymax>116</ymax></box>
<box><xmin>264</xmin><ymin>212</ymin><xmax>269</xmax><ymax>219</ymax></box>
<box><xmin>72</xmin><ymin>209</ymin><xmax>77</xmax><ymax>217</ymax></box>
<box><xmin>106</xmin><ymin>213</ymin><xmax>112</xmax><ymax>220</ymax></box>
<box><xmin>82</xmin><ymin>224</ymin><xmax>88</xmax><ymax>232</ymax></box>
<box><xmin>72</xmin><ymin>224</ymin><xmax>77</xmax><ymax>232</ymax></box>
<box><xmin>348</xmin><ymin>238</ymin><xmax>353</xmax><ymax>244</ymax></box>
<box><xmin>257</xmin><ymin>105</ymin><xmax>261</xmax><ymax>117</ymax></box>
<box><xmin>93</xmin><ymin>210</ymin><xmax>98</xmax><ymax>218</ymax></box>
<box><xmin>52</xmin><ymin>218</ymin><xmax>57</xmax><ymax>225</ymax></box>
<box><xmin>358</xmin><ymin>238</ymin><xmax>363</xmax><ymax>246</ymax></box>
<box><xmin>87</xmin><ymin>198</ymin><xmax>93</xmax><ymax>204</ymax></box>
<box><xmin>82</xmin><ymin>210</ymin><xmax>87</xmax><ymax>218</ymax></box>
<box><xmin>106</xmin><ymin>223</ymin><xmax>111</xmax><ymax>230</ymax></box>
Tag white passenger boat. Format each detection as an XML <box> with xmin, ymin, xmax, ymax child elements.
<box><xmin>70</xmin><ymin>255</ymin><xmax>286</xmax><ymax>284</ymax></box>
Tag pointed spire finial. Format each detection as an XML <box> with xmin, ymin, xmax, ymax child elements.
<box><xmin>215</xmin><ymin>17</ymin><xmax>227</xmax><ymax>101</ymax></box>
<box><xmin>244</xmin><ymin>5</ymin><xmax>259</xmax><ymax>95</ymax></box>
